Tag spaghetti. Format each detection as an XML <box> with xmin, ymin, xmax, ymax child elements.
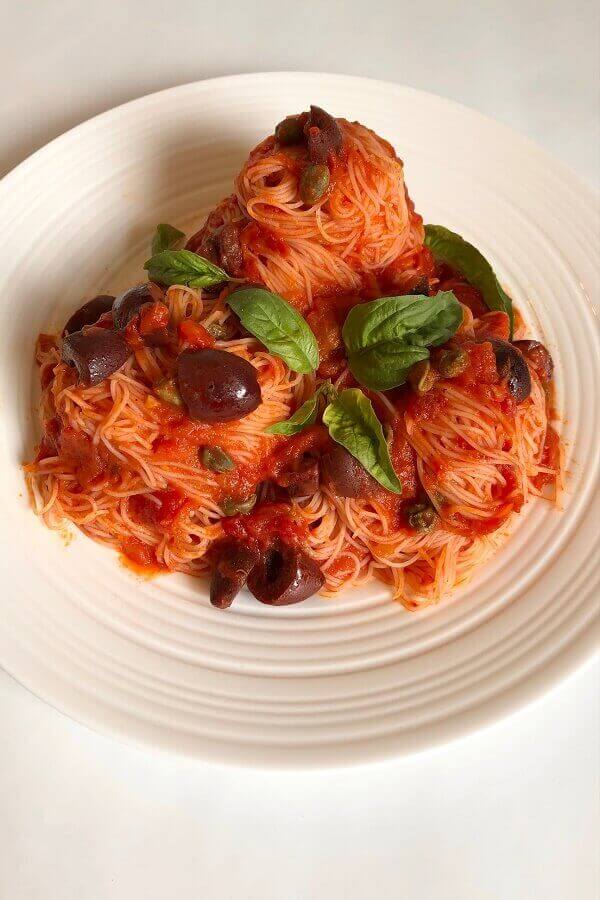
<box><xmin>24</xmin><ymin>105</ymin><xmax>561</xmax><ymax>610</ymax></box>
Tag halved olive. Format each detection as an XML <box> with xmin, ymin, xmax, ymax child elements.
<box><xmin>512</xmin><ymin>340</ymin><xmax>553</xmax><ymax>384</ymax></box>
<box><xmin>62</xmin><ymin>327</ymin><xmax>130</xmax><ymax>386</ymax></box>
<box><xmin>63</xmin><ymin>295</ymin><xmax>115</xmax><ymax>335</ymax></box>
<box><xmin>275</xmin><ymin>116</ymin><xmax>304</xmax><ymax>146</ymax></box>
<box><xmin>216</xmin><ymin>223</ymin><xmax>243</xmax><ymax>277</ymax></box>
<box><xmin>306</xmin><ymin>105</ymin><xmax>343</xmax><ymax>164</ymax></box>
<box><xmin>300</xmin><ymin>163</ymin><xmax>330</xmax><ymax>206</ymax></box>
<box><xmin>321</xmin><ymin>445</ymin><xmax>377</xmax><ymax>499</ymax></box>
<box><xmin>247</xmin><ymin>542</ymin><xmax>324</xmax><ymax>606</ymax></box>
<box><xmin>437</xmin><ymin>348</ymin><xmax>469</xmax><ymax>378</ymax></box>
<box><xmin>176</xmin><ymin>348</ymin><xmax>261</xmax><ymax>422</ymax></box>
<box><xmin>112</xmin><ymin>284</ymin><xmax>154</xmax><ymax>330</ymax></box>
<box><xmin>201</xmin><ymin>445</ymin><xmax>234</xmax><ymax>473</ymax></box>
<box><xmin>209</xmin><ymin>538</ymin><xmax>259</xmax><ymax>609</ymax></box>
<box><xmin>408</xmin><ymin>359</ymin><xmax>436</xmax><ymax>393</ymax></box>
<box><xmin>488</xmin><ymin>338</ymin><xmax>531</xmax><ymax>403</ymax></box>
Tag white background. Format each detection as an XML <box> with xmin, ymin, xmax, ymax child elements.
<box><xmin>0</xmin><ymin>2</ymin><xmax>598</xmax><ymax>898</ymax></box>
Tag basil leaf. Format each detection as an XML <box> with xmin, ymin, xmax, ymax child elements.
<box><xmin>342</xmin><ymin>292</ymin><xmax>462</xmax><ymax>390</ymax></box>
<box><xmin>266</xmin><ymin>381</ymin><xmax>337</xmax><ymax>435</ymax></box>
<box><xmin>144</xmin><ymin>250</ymin><xmax>228</xmax><ymax>289</ymax></box>
<box><xmin>228</xmin><ymin>287</ymin><xmax>319</xmax><ymax>374</ymax></box>
<box><xmin>323</xmin><ymin>389</ymin><xmax>401</xmax><ymax>494</ymax></box>
<box><xmin>424</xmin><ymin>224</ymin><xmax>514</xmax><ymax>337</ymax></box>
<box><xmin>151</xmin><ymin>224</ymin><xmax>185</xmax><ymax>255</ymax></box>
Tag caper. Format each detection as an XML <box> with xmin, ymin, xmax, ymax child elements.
<box><xmin>408</xmin><ymin>359</ymin><xmax>436</xmax><ymax>394</ymax></box>
<box><xmin>206</xmin><ymin>319</ymin><xmax>238</xmax><ymax>341</ymax></box>
<box><xmin>405</xmin><ymin>502</ymin><xmax>438</xmax><ymax>533</ymax></box>
<box><xmin>299</xmin><ymin>163</ymin><xmax>330</xmax><ymax>206</ymax></box>
<box><xmin>201</xmin><ymin>445</ymin><xmax>234</xmax><ymax>473</ymax></box>
<box><xmin>221</xmin><ymin>495</ymin><xmax>257</xmax><ymax>517</ymax></box>
<box><xmin>437</xmin><ymin>347</ymin><xmax>469</xmax><ymax>378</ymax></box>
<box><xmin>275</xmin><ymin>116</ymin><xmax>304</xmax><ymax>146</ymax></box>
<box><xmin>154</xmin><ymin>377</ymin><xmax>183</xmax><ymax>407</ymax></box>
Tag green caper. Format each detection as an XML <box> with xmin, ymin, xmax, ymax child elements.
<box><xmin>154</xmin><ymin>377</ymin><xmax>183</xmax><ymax>407</ymax></box>
<box><xmin>438</xmin><ymin>347</ymin><xmax>469</xmax><ymax>378</ymax></box>
<box><xmin>299</xmin><ymin>163</ymin><xmax>330</xmax><ymax>206</ymax></box>
<box><xmin>405</xmin><ymin>502</ymin><xmax>438</xmax><ymax>533</ymax></box>
<box><xmin>222</xmin><ymin>495</ymin><xmax>257</xmax><ymax>516</ymax></box>
<box><xmin>408</xmin><ymin>359</ymin><xmax>436</xmax><ymax>394</ymax></box>
<box><xmin>275</xmin><ymin>116</ymin><xmax>304</xmax><ymax>146</ymax></box>
<box><xmin>201</xmin><ymin>445</ymin><xmax>235</xmax><ymax>473</ymax></box>
<box><xmin>206</xmin><ymin>318</ymin><xmax>238</xmax><ymax>341</ymax></box>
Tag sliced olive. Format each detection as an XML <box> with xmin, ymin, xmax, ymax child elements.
<box><xmin>247</xmin><ymin>542</ymin><xmax>324</xmax><ymax>605</ymax></box>
<box><xmin>216</xmin><ymin>223</ymin><xmax>243</xmax><ymax>277</ymax></box>
<box><xmin>437</xmin><ymin>348</ymin><xmax>469</xmax><ymax>378</ymax></box>
<box><xmin>321</xmin><ymin>445</ymin><xmax>378</xmax><ymax>499</ymax></box>
<box><xmin>62</xmin><ymin>327</ymin><xmax>130</xmax><ymax>386</ymax></box>
<box><xmin>201</xmin><ymin>445</ymin><xmax>234</xmax><ymax>473</ymax></box>
<box><xmin>488</xmin><ymin>338</ymin><xmax>531</xmax><ymax>403</ymax></box>
<box><xmin>406</xmin><ymin>276</ymin><xmax>430</xmax><ymax>297</ymax></box>
<box><xmin>300</xmin><ymin>164</ymin><xmax>330</xmax><ymax>206</ymax></box>
<box><xmin>306</xmin><ymin>105</ymin><xmax>343</xmax><ymax>164</ymax></box>
<box><xmin>405</xmin><ymin>502</ymin><xmax>438</xmax><ymax>532</ymax></box>
<box><xmin>176</xmin><ymin>348</ymin><xmax>261</xmax><ymax>422</ymax></box>
<box><xmin>222</xmin><ymin>495</ymin><xmax>257</xmax><ymax>517</ymax></box>
<box><xmin>408</xmin><ymin>359</ymin><xmax>436</xmax><ymax>393</ymax></box>
<box><xmin>512</xmin><ymin>340</ymin><xmax>554</xmax><ymax>384</ymax></box>
<box><xmin>209</xmin><ymin>538</ymin><xmax>259</xmax><ymax>609</ymax></box>
<box><xmin>63</xmin><ymin>295</ymin><xmax>115</xmax><ymax>335</ymax></box>
<box><xmin>154</xmin><ymin>377</ymin><xmax>183</xmax><ymax>407</ymax></box>
<box><xmin>112</xmin><ymin>284</ymin><xmax>154</xmax><ymax>329</ymax></box>
<box><xmin>275</xmin><ymin>116</ymin><xmax>304</xmax><ymax>146</ymax></box>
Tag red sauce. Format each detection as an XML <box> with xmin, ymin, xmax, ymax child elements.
<box><xmin>139</xmin><ymin>302</ymin><xmax>170</xmax><ymax>336</ymax></box>
<box><xmin>455</xmin><ymin>341</ymin><xmax>499</xmax><ymax>387</ymax></box>
<box><xmin>120</xmin><ymin>536</ymin><xmax>164</xmax><ymax>573</ymax></box>
<box><xmin>178</xmin><ymin>320</ymin><xmax>216</xmax><ymax>349</ymax></box>
<box><xmin>533</xmin><ymin>425</ymin><xmax>561</xmax><ymax>490</ymax></box>
<box><xmin>222</xmin><ymin>502</ymin><xmax>307</xmax><ymax>550</ymax></box>
<box><xmin>129</xmin><ymin>489</ymin><xmax>187</xmax><ymax>529</ymax></box>
<box><xmin>406</xmin><ymin>388</ymin><xmax>447</xmax><ymax>422</ymax></box>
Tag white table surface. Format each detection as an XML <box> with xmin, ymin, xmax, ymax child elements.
<box><xmin>1</xmin><ymin>2</ymin><xmax>598</xmax><ymax>898</ymax></box>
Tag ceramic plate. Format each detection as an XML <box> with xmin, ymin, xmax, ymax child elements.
<box><xmin>0</xmin><ymin>73</ymin><xmax>598</xmax><ymax>766</ymax></box>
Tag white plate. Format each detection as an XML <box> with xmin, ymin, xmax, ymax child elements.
<box><xmin>0</xmin><ymin>73</ymin><xmax>598</xmax><ymax>767</ymax></box>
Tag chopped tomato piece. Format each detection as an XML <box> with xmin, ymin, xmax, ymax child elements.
<box><xmin>121</xmin><ymin>536</ymin><xmax>157</xmax><ymax>568</ymax></box>
<box><xmin>178</xmin><ymin>320</ymin><xmax>216</xmax><ymax>349</ymax></box>
<box><xmin>473</xmin><ymin>311</ymin><xmax>510</xmax><ymax>341</ymax></box>
<box><xmin>139</xmin><ymin>302</ymin><xmax>170</xmax><ymax>336</ymax></box>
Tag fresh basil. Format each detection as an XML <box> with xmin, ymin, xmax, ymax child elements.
<box><xmin>323</xmin><ymin>389</ymin><xmax>401</xmax><ymax>494</ymax></box>
<box><xmin>144</xmin><ymin>250</ymin><xmax>228</xmax><ymax>289</ymax></box>
<box><xmin>266</xmin><ymin>381</ymin><xmax>336</xmax><ymax>435</ymax></box>
<box><xmin>342</xmin><ymin>291</ymin><xmax>462</xmax><ymax>390</ymax></box>
<box><xmin>228</xmin><ymin>287</ymin><xmax>319</xmax><ymax>374</ymax></box>
<box><xmin>424</xmin><ymin>224</ymin><xmax>514</xmax><ymax>337</ymax></box>
<box><xmin>151</xmin><ymin>223</ymin><xmax>185</xmax><ymax>255</ymax></box>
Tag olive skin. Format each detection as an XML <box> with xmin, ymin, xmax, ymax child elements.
<box><xmin>306</xmin><ymin>105</ymin><xmax>343</xmax><ymax>165</ymax></box>
<box><xmin>63</xmin><ymin>295</ymin><xmax>115</xmax><ymax>335</ymax></box>
<box><xmin>112</xmin><ymin>284</ymin><xmax>154</xmax><ymax>330</ymax></box>
<box><xmin>62</xmin><ymin>327</ymin><xmax>131</xmax><ymax>385</ymax></box>
<box><xmin>247</xmin><ymin>542</ymin><xmax>324</xmax><ymax>606</ymax></box>
<box><xmin>488</xmin><ymin>338</ymin><xmax>532</xmax><ymax>403</ymax></box>
<box><xmin>209</xmin><ymin>538</ymin><xmax>259</xmax><ymax>609</ymax></box>
<box><xmin>176</xmin><ymin>348</ymin><xmax>261</xmax><ymax>422</ymax></box>
<box><xmin>321</xmin><ymin>445</ymin><xmax>378</xmax><ymax>499</ymax></box>
<box><xmin>512</xmin><ymin>340</ymin><xmax>554</xmax><ymax>384</ymax></box>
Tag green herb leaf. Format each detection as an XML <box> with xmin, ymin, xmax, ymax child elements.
<box><xmin>342</xmin><ymin>292</ymin><xmax>462</xmax><ymax>390</ymax></box>
<box><xmin>424</xmin><ymin>224</ymin><xmax>514</xmax><ymax>337</ymax></box>
<box><xmin>266</xmin><ymin>381</ymin><xmax>337</xmax><ymax>435</ymax></box>
<box><xmin>322</xmin><ymin>388</ymin><xmax>402</xmax><ymax>494</ymax></box>
<box><xmin>144</xmin><ymin>250</ymin><xmax>228</xmax><ymax>289</ymax></box>
<box><xmin>228</xmin><ymin>287</ymin><xmax>319</xmax><ymax>374</ymax></box>
<box><xmin>151</xmin><ymin>223</ymin><xmax>185</xmax><ymax>255</ymax></box>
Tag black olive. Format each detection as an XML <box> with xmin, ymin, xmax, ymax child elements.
<box><xmin>63</xmin><ymin>295</ymin><xmax>115</xmax><ymax>335</ymax></box>
<box><xmin>176</xmin><ymin>348</ymin><xmax>261</xmax><ymax>422</ymax></box>
<box><xmin>488</xmin><ymin>338</ymin><xmax>532</xmax><ymax>403</ymax></box>
<box><xmin>112</xmin><ymin>284</ymin><xmax>154</xmax><ymax>330</ymax></box>
<box><xmin>209</xmin><ymin>538</ymin><xmax>260</xmax><ymax>609</ymax></box>
<box><xmin>275</xmin><ymin>116</ymin><xmax>304</xmax><ymax>146</ymax></box>
<box><xmin>247</xmin><ymin>542</ymin><xmax>324</xmax><ymax>606</ymax></box>
<box><xmin>512</xmin><ymin>340</ymin><xmax>554</xmax><ymax>384</ymax></box>
<box><xmin>62</xmin><ymin>327</ymin><xmax>131</xmax><ymax>386</ymax></box>
<box><xmin>321</xmin><ymin>445</ymin><xmax>378</xmax><ymax>499</ymax></box>
<box><xmin>216</xmin><ymin>223</ymin><xmax>243</xmax><ymax>277</ymax></box>
<box><xmin>406</xmin><ymin>276</ymin><xmax>430</xmax><ymax>296</ymax></box>
<box><xmin>306</xmin><ymin>105</ymin><xmax>343</xmax><ymax>165</ymax></box>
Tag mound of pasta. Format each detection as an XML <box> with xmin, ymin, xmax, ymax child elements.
<box><xmin>24</xmin><ymin>105</ymin><xmax>561</xmax><ymax>609</ymax></box>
